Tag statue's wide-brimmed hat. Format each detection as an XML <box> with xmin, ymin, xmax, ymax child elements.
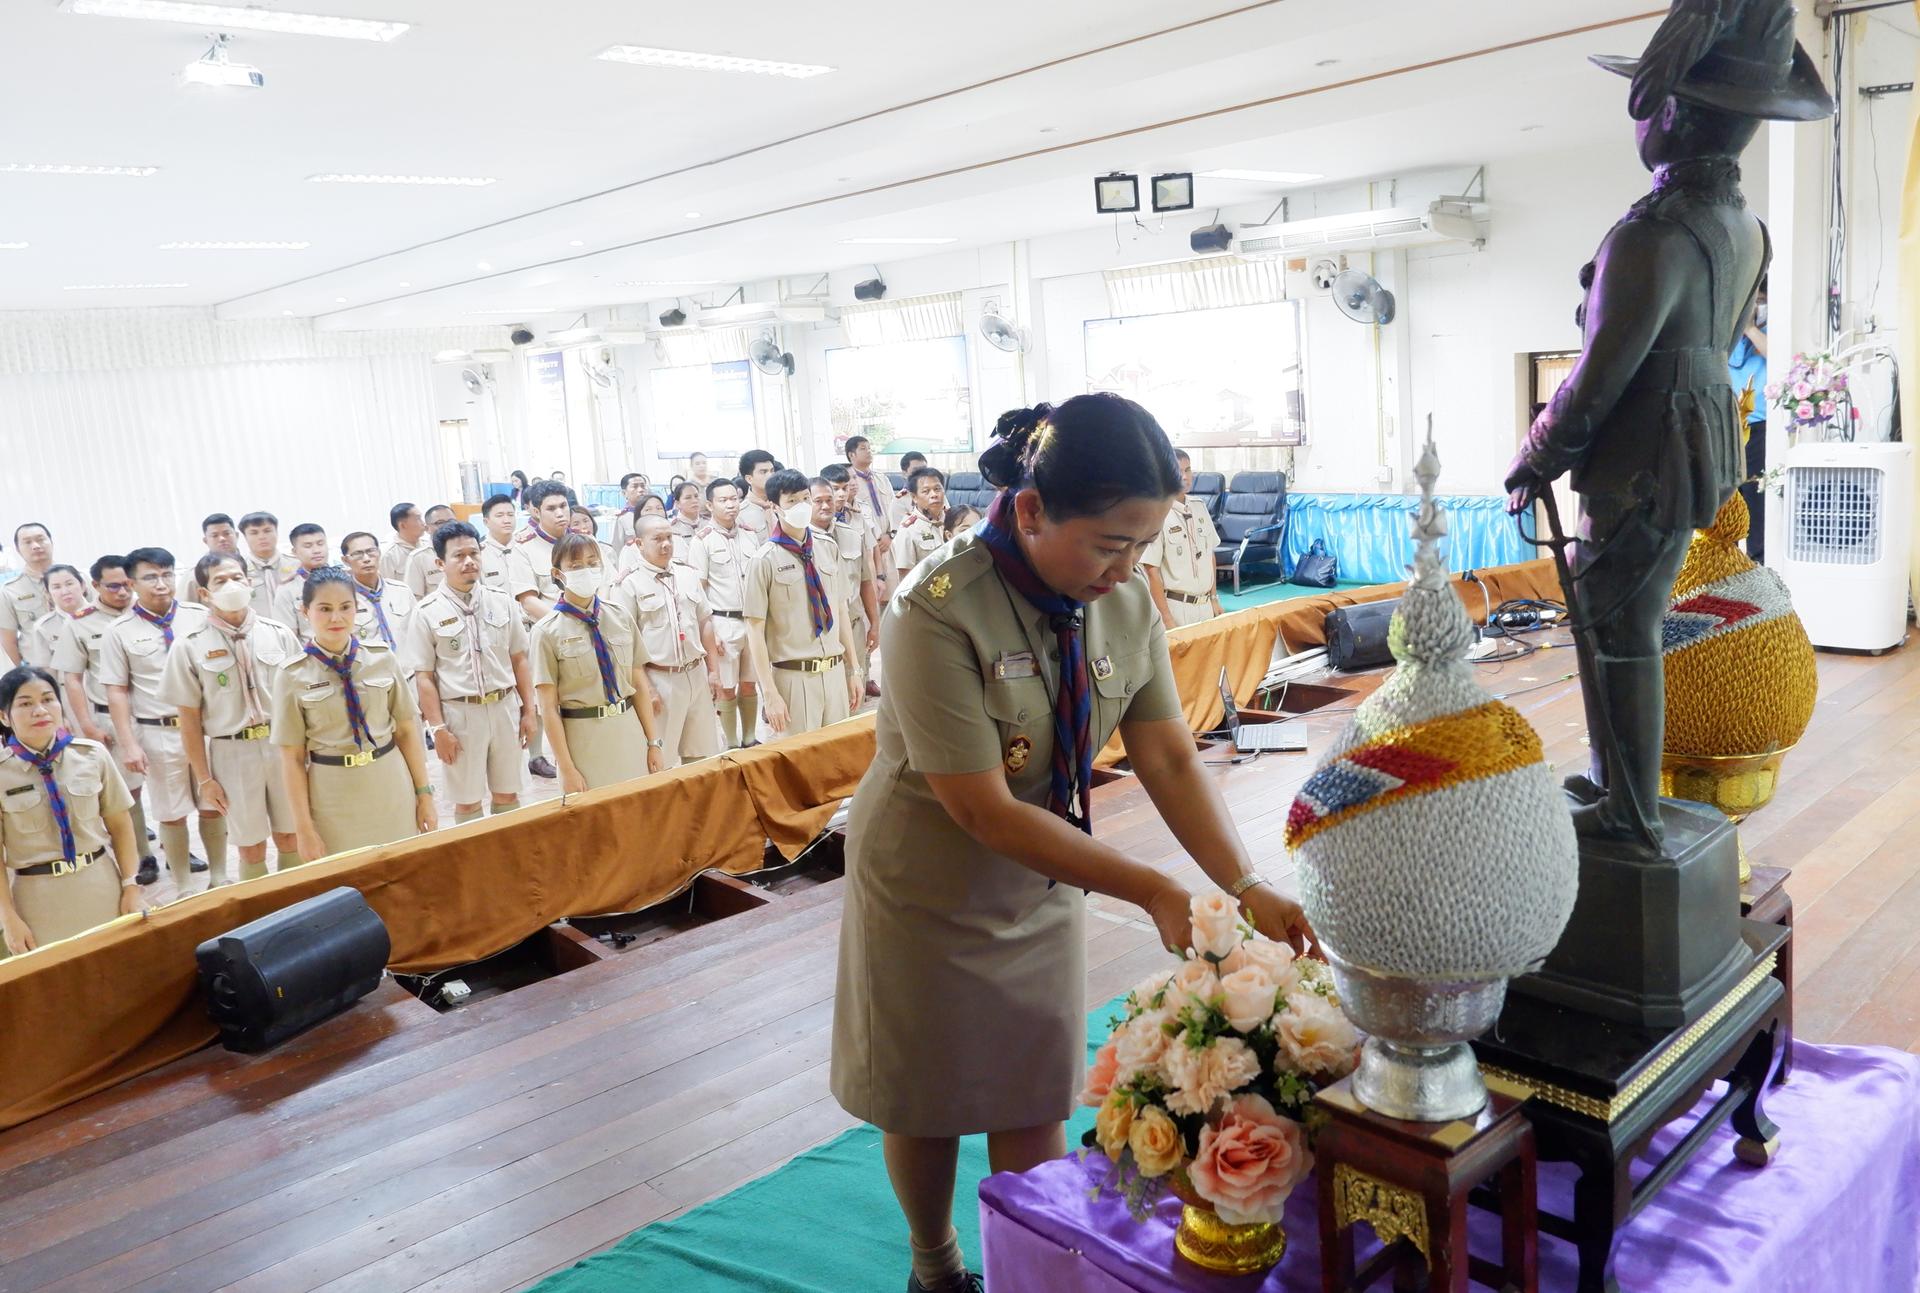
<box><xmin>1593</xmin><ymin>0</ymin><xmax>1835</xmax><ymax>123</ymax></box>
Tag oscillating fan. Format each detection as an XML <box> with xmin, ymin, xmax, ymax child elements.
<box><xmin>582</xmin><ymin>348</ymin><xmax>623</xmax><ymax>389</ymax></box>
<box><xmin>979</xmin><ymin>311</ymin><xmax>1031</xmax><ymax>354</ymax></box>
<box><xmin>748</xmin><ymin>331</ymin><xmax>795</xmax><ymax>377</ymax></box>
<box><xmin>1331</xmin><ymin>267</ymin><xmax>1396</xmax><ymax>325</ymax></box>
<box><xmin>460</xmin><ymin>367</ymin><xmax>490</xmax><ymax>397</ymax></box>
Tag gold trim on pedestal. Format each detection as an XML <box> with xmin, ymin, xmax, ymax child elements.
<box><xmin>1480</xmin><ymin>951</ymin><xmax>1777</xmax><ymax>1124</ymax></box>
<box><xmin>1330</xmin><ymin>1162</ymin><xmax>1429</xmax><ymax>1261</ymax></box>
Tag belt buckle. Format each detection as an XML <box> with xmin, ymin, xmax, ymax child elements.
<box><xmin>245</xmin><ymin>723</ymin><xmax>270</xmax><ymax>740</ymax></box>
<box><xmin>50</xmin><ymin>857</ymin><xmax>77</xmax><ymax>877</ymax></box>
<box><xmin>344</xmin><ymin>748</ymin><xmax>374</xmax><ymax>768</ymax></box>
<box><xmin>597</xmin><ymin>702</ymin><xmax>619</xmax><ymax>719</ymax></box>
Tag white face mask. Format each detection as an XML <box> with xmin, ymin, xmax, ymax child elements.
<box><xmin>782</xmin><ymin>501</ymin><xmax>814</xmax><ymax>532</ymax></box>
<box><xmin>209</xmin><ymin>581</ymin><xmax>252</xmax><ymax>614</ymax></box>
<box><xmin>562</xmin><ymin>567</ymin><xmax>604</xmax><ymax>597</ymax></box>
<box><xmin>1753</xmin><ymin>303</ymin><xmax>1768</xmax><ymax>328</ymax></box>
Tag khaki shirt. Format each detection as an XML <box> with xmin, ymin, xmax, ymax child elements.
<box><xmin>246</xmin><ymin>552</ymin><xmax>301</xmax><ymax>622</ymax></box>
<box><xmin>350</xmin><ymin>579</ymin><xmax>417</xmax><ymax>654</ymax></box>
<box><xmin>894</xmin><ymin>512</ymin><xmax>946</xmax><ymax>574</ymax></box>
<box><xmin>270</xmin><ymin>640</ymin><xmax>416</xmax><ymax>756</ymax></box>
<box><xmin>744</xmin><ymin>532</ymin><xmax>849</xmax><ymax>663</ymax></box>
<box><xmin>268</xmin><ymin>568</ymin><xmax>328</xmax><ymax>637</ymax></box>
<box><xmin>669</xmin><ymin>515</ymin><xmax>701</xmax><ymax>565</ymax></box>
<box><xmin>508</xmin><ymin>525</ymin><xmax>562</xmax><ymax>618</ymax></box>
<box><xmin>26</xmin><ymin>608</ymin><xmax>76</xmax><ymax>673</ymax></box>
<box><xmin>826</xmin><ymin>520</ymin><xmax>874</xmax><ymax>624</ymax></box>
<box><xmin>0</xmin><ymin>738</ymin><xmax>133</xmax><ymax>868</ymax></box>
<box><xmin>0</xmin><ymin>574</ymin><xmax>51</xmax><ymax>665</ymax></box>
<box><xmin>379</xmin><ymin>538</ymin><xmax>420</xmax><ymax>586</ymax></box>
<box><xmin>612</xmin><ymin>560</ymin><xmax>710</xmax><ymax>669</ymax></box>
<box><xmin>689</xmin><ymin>524</ymin><xmax>760</xmax><ymax>614</ymax></box>
<box><xmin>403</xmin><ymin>544</ymin><xmax>445</xmax><ymax>600</ymax></box>
<box><xmin>98</xmin><ymin>603</ymin><xmax>208</xmax><ymax>720</ymax></box>
<box><xmin>848</xmin><ymin>468</ymin><xmax>896</xmax><ymax>545</ymax></box>
<box><xmin>736</xmin><ymin>496</ymin><xmax>774</xmax><ymax>545</ymax></box>
<box><xmin>48</xmin><ymin>605</ymin><xmax>128</xmax><ymax>711</ymax></box>
<box><xmin>479</xmin><ymin>537</ymin><xmax>514</xmax><ymax>593</ymax></box>
<box><xmin>1143</xmin><ymin>499</ymin><xmax>1222</xmax><ymax>597</ymax></box>
<box><xmin>158</xmin><ymin>614</ymin><xmax>301</xmax><ymax>736</ymax></box>
<box><xmin>402</xmin><ymin>584</ymin><xmax>525</xmax><ymax>699</ymax></box>
<box><xmin>609</xmin><ymin>509</ymin><xmax>638</xmax><ymax>552</ymax></box>
<box><xmin>530</xmin><ymin>601</ymin><xmax>641</xmax><ymax>707</ymax></box>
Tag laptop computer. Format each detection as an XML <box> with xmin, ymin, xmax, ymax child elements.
<box><xmin>1217</xmin><ymin>669</ymin><xmax>1307</xmax><ymax>754</ymax></box>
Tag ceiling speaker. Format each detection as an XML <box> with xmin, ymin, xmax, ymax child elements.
<box><xmin>658</xmin><ymin>307</ymin><xmax>687</xmax><ymax>328</ymax></box>
<box><xmin>853</xmin><ymin>278</ymin><xmax>886</xmax><ymax>302</ymax></box>
<box><xmin>1189</xmin><ymin>223</ymin><xmax>1233</xmax><ymax>254</ymax></box>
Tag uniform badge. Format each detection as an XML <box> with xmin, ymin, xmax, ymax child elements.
<box><xmin>1005</xmin><ymin>736</ymin><xmax>1032</xmax><ymax>773</ymax></box>
<box><xmin>927</xmin><ymin>574</ymin><xmax>951</xmax><ymax>600</ymax></box>
<box><xmin>1091</xmin><ymin>655</ymin><xmax>1114</xmax><ymax>680</ymax></box>
<box><xmin>216</xmin><ymin>672</ymin><xmax>229</xmax><ymax>687</ymax></box>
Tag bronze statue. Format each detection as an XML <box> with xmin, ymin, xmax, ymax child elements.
<box><xmin>1504</xmin><ymin>0</ymin><xmax>1833</xmax><ymax>854</ymax></box>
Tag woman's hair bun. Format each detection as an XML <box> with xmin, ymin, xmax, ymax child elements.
<box><xmin>979</xmin><ymin>403</ymin><xmax>1053</xmax><ymax>488</ymax></box>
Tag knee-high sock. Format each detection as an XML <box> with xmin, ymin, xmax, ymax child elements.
<box><xmin>717</xmin><ymin>698</ymin><xmax>740</xmax><ymax>748</ymax></box>
<box><xmin>527</xmin><ymin>721</ymin><xmax>546</xmax><ymax>761</ymax></box>
<box><xmin>240</xmin><ymin>854</ymin><xmax>270</xmax><ymax>882</ymax></box>
<box><xmin>158</xmin><ymin>821</ymin><xmax>193</xmax><ymax>890</ymax></box>
<box><xmin>276</xmin><ymin>849</ymin><xmax>302</xmax><ymax>872</ymax></box>
<box><xmin>488</xmin><ymin>799</ymin><xmax>517</xmax><ymax>816</ymax></box>
<box><xmin>198</xmin><ymin>815</ymin><xmax>229</xmax><ymax>886</ymax></box>
<box><xmin>736</xmin><ymin>694</ymin><xmax>759</xmax><ymax>743</ymax></box>
<box><xmin>455</xmin><ymin>805</ymin><xmax>485</xmax><ymax>824</ymax></box>
<box><xmin>130</xmin><ymin>799</ymin><xmax>153</xmax><ymax>859</ymax></box>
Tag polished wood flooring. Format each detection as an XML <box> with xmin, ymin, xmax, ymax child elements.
<box><xmin>0</xmin><ymin>632</ymin><xmax>1914</xmax><ymax>1292</ymax></box>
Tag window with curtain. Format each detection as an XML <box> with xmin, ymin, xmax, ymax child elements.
<box><xmin>1083</xmin><ymin>300</ymin><xmax>1307</xmax><ymax>447</ymax></box>
<box><xmin>648</xmin><ymin>358</ymin><xmax>756</xmax><ymax>458</ymax></box>
<box><xmin>825</xmin><ymin>335</ymin><xmax>974</xmax><ymax>457</ymax></box>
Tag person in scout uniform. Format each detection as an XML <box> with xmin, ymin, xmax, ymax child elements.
<box><xmin>269</xmin><ymin>523</ymin><xmax>333</xmax><ymax>635</ymax></box>
<box><xmin>31</xmin><ymin>566</ymin><xmax>91</xmax><ymax>716</ymax></box>
<box><xmin>819</xmin><ymin>466</ymin><xmax>882</xmax><ymax>697</ymax></box>
<box><xmin>100</xmin><ymin>546</ymin><xmax>222</xmax><ymax>894</ymax></box>
<box><xmin>339</xmin><ymin>531</ymin><xmax>419</xmax><ymax>657</ymax></box>
<box><xmin>1142</xmin><ymin>449</ymin><xmax>1225</xmax><ymax>629</ymax></box>
<box><xmin>744</xmin><ymin>469</ymin><xmax>862</xmax><ymax>738</ymax></box>
<box><xmin>844</xmin><ymin>435</ymin><xmax>897</xmax><ymax>586</ymax></box>
<box><xmin>607</xmin><ymin>472</ymin><xmax>650</xmax><ymax>552</ymax></box>
<box><xmin>893</xmin><ymin>452</ymin><xmax>928</xmax><ymax>533</ymax></box>
<box><xmin>828</xmin><ymin>395</ymin><xmax>1313</xmax><ymax>1293</ymax></box>
<box><xmin>666</xmin><ymin>481</ymin><xmax>704</xmax><ymax>564</ymax></box>
<box><xmin>402</xmin><ymin>504</ymin><xmax>456</xmax><ymax>598</ymax></box>
<box><xmin>49</xmin><ymin>556</ymin><xmax>157</xmax><ymax>884</ymax></box>
<box><xmin>510</xmin><ymin>480</ymin><xmax>573</xmax><ymax>781</ymax></box>
<box><xmin>0</xmin><ymin>665</ymin><xmax>144</xmax><ymax>955</ymax></box>
<box><xmin>177</xmin><ymin>514</ymin><xmax>244</xmax><ymax>607</ymax></box>
<box><xmin>239</xmin><ymin>511</ymin><xmax>300</xmax><ymax>622</ymax></box>
<box><xmin>163</xmin><ymin>553</ymin><xmax>302</xmax><ymax>884</ymax></box>
<box><xmin>691</xmin><ymin>479</ymin><xmax>763</xmax><ymax>748</ymax></box>
<box><xmin>380</xmin><ymin>503</ymin><xmax>428</xmax><ymax>585</ymax></box>
<box><xmin>735</xmin><ymin>449</ymin><xmax>779</xmax><ymax>545</ymax></box>
<box><xmin>571</xmin><ymin>505</ymin><xmax>622</xmax><ymax>574</ymax></box>
<box><xmin>0</xmin><ymin>522</ymin><xmax>57</xmax><ymax>666</ymax></box>
<box><xmin>610</xmin><ymin>515</ymin><xmax>723</xmax><ymax>768</ymax></box>
<box><xmin>893</xmin><ymin>466</ymin><xmax>949</xmax><ymax>578</ymax></box>
<box><xmin>477</xmin><ymin>493</ymin><xmax>518</xmax><ymax>594</ymax></box>
<box><xmin>530</xmin><ymin>533</ymin><xmax>665</xmax><ymax>793</ymax></box>
<box><xmin>273</xmin><ymin>566</ymin><xmax>436</xmax><ymax>861</ymax></box>
<box><xmin>685</xmin><ymin>452</ymin><xmax>715</xmax><ymax>506</ymax></box>
<box><xmin>404</xmin><ymin>521</ymin><xmax>538</xmax><ymax>823</ymax></box>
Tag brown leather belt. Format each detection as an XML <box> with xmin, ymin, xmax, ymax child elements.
<box><xmin>15</xmin><ymin>847</ymin><xmax>107</xmax><ymax>878</ymax></box>
<box><xmin>711</xmin><ymin>610</ymin><xmax>745</xmax><ymax>619</ymax></box>
<box><xmin>561</xmin><ymin>697</ymin><xmax>634</xmax><ymax>720</ymax></box>
<box><xmin>646</xmin><ymin>659</ymin><xmax>706</xmax><ymax>674</ymax></box>
<box><xmin>213</xmin><ymin>723</ymin><xmax>272</xmax><ymax>741</ymax></box>
<box><xmin>1166</xmin><ymin>590</ymin><xmax>1211</xmax><ymax>605</ymax></box>
<box><xmin>447</xmin><ymin>688</ymin><xmax>511</xmax><ymax>704</ymax></box>
<box><xmin>135</xmin><ymin>715</ymin><xmax>180</xmax><ymax>729</ymax></box>
<box><xmin>309</xmin><ymin>739</ymin><xmax>396</xmax><ymax>767</ymax></box>
<box><xmin>773</xmin><ymin>655</ymin><xmax>844</xmax><ymax>674</ymax></box>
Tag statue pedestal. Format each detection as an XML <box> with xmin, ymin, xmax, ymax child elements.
<box><xmin>1512</xmin><ymin>797</ymin><xmax>1745</xmax><ymax>1029</ymax></box>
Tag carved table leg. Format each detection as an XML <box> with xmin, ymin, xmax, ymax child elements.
<box><xmin>1732</xmin><ymin>1025</ymin><xmax>1784</xmax><ymax>1166</ymax></box>
<box><xmin>1570</xmin><ymin>1141</ymin><xmax>1630</xmax><ymax>1293</ymax></box>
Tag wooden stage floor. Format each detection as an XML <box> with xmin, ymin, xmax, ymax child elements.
<box><xmin>1</xmin><ymin>632</ymin><xmax>1914</xmax><ymax>1292</ymax></box>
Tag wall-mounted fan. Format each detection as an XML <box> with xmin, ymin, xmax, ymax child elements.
<box><xmin>582</xmin><ymin>347</ymin><xmax>624</xmax><ymax>390</ymax></box>
<box><xmin>749</xmin><ymin>330</ymin><xmax>795</xmax><ymax>377</ymax></box>
<box><xmin>459</xmin><ymin>366</ymin><xmax>493</xmax><ymax>397</ymax></box>
<box><xmin>1330</xmin><ymin>267</ymin><xmax>1396</xmax><ymax>325</ymax></box>
<box><xmin>1309</xmin><ymin>258</ymin><xmax>1341</xmax><ymax>292</ymax></box>
<box><xmin>979</xmin><ymin>310</ymin><xmax>1031</xmax><ymax>354</ymax></box>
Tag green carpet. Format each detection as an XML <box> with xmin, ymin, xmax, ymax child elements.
<box><xmin>1217</xmin><ymin>577</ymin><xmax>1371</xmax><ymax>614</ymax></box>
<box><xmin>525</xmin><ymin>998</ymin><xmax>1132</xmax><ymax>1293</ymax></box>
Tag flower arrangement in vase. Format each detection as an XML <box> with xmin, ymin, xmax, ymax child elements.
<box><xmin>1766</xmin><ymin>351</ymin><xmax>1860</xmax><ymax>441</ymax></box>
<box><xmin>1081</xmin><ymin>892</ymin><xmax>1360</xmax><ymax>1275</ymax></box>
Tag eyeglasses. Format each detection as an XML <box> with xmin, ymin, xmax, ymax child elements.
<box><xmin>134</xmin><ymin>572</ymin><xmax>173</xmax><ymax>586</ymax></box>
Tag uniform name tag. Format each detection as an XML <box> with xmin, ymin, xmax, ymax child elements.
<box><xmin>994</xmin><ymin>651</ymin><xmax>1038</xmax><ymax>680</ymax></box>
<box><xmin>5</xmin><ymin>783</ymin><xmax>35</xmax><ymax>796</ymax></box>
<box><xmin>204</xmin><ymin>648</ymin><xmax>232</xmax><ymax>660</ymax></box>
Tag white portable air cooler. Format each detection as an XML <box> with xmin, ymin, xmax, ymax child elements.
<box><xmin>1776</xmin><ymin>441</ymin><xmax>1913</xmax><ymax>652</ymax></box>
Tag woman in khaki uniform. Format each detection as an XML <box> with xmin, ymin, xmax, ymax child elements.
<box><xmin>829</xmin><ymin>396</ymin><xmax>1314</xmax><ymax>1293</ymax></box>
<box><xmin>0</xmin><ymin>666</ymin><xmax>144</xmax><ymax>954</ymax></box>
<box><xmin>272</xmin><ymin>567</ymin><xmax>436</xmax><ymax>862</ymax></box>
<box><xmin>530</xmin><ymin>533</ymin><xmax>665</xmax><ymax>794</ymax></box>
<box><xmin>1143</xmin><ymin>448</ymin><xmax>1226</xmax><ymax>629</ymax></box>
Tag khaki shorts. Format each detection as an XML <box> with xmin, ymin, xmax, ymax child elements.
<box><xmin>1167</xmin><ymin>595</ymin><xmax>1217</xmax><ymax>628</ymax></box>
<box><xmin>136</xmin><ymin>724</ymin><xmax>196</xmax><ymax>822</ymax></box>
<box><xmin>441</xmin><ymin>694</ymin><xmax>525</xmax><ymax>804</ymax></box>
<box><xmin>768</xmin><ymin>660</ymin><xmax>851</xmax><ymax>737</ymax></box>
<box><xmin>208</xmin><ymin>733</ymin><xmax>292</xmax><ymax>847</ymax></box>
<box><xmin>648</xmin><ymin>665</ymin><xmax>722</xmax><ymax>768</ymax></box>
<box><xmin>711</xmin><ymin>615</ymin><xmax>748</xmax><ymax>690</ymax></box>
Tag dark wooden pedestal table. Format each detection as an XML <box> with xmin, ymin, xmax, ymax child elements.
<box><xmin>1314</xmin><ymin>1074</ymin><xmax>1538</xmax><ymax>1292</ymax></box>
<box><xmin>1473</xmin><ymin>920</ymin><xmax>1790</xmax><ymax>1293</ymax></box>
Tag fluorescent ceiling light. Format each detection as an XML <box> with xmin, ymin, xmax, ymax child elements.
<box><xmin>476</xmin><ymin>261</ymin><xmax>493</xmax><ymax>272</ymax></box>
<box><xmin>838</xmin><ymin>236</ymin><xmax>957</xmax><ymax>246</ymax></box>
<box><xmin>308</xmin><ymin>173</ymin><xmax>496</xmax><ymax>187</ymax></box>
<box><xmin>0</xmin><ymin>242</ymin><xmax>27</xmax><ymax>250</ymax></box>
<box><xmin>64</xmin><ymin>282</ymin><xmax>189</xmax><ymax>291</ymax></box>
<box><xmin>1199</xmin><ymin>169</ymin><xmax>1323</xmax><ymax>185</ymax></box>
<box><xmin>61</xmin><ymin>0</ymin><xmax>408</xmax><ymax>41</ymax></box>
<box><xmin>613</xmin><ymin>280</ymin><xmax>714</xmax><ymax>288</ymax></box>
<box><xmin>159</xmin><ymin>240</ymin><xmax>309</xmax><ymax>250</ymax></box>
<box><xmin>183</xmin><ymin>36</ymin><xmax>262</xmax><ymax>88</ymax></box>
<box><xmin>1</xmin><ymin>162</ymin><xmax>156</xmax><ymax>176</ymax></box>
<box><xmin>596</xmin><ymin>45</ymin><xmax>831</xmax><ymax>78</ymax></box>
<box><xmin>467</xmin><ymin>307</ymin><xmax>561</xmax><ymax>315</ymax></box>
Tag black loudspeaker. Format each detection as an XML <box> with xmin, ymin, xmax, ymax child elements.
<box><xmin>853</xmin><ymin>277</ymin><xmax>887</xmax><ymax>301</ymax></box>
<box><xmin>195</xmin><ymin>887</ymin><xmax>390</xmax><ymax>1053</ymax></box>
<box><xmin>1190</xmin><ymin>223</ymin><xmax>1233</xmax><ymax>254</ymax></box>
<box><xmin>658</xmin><ymin>307</ymin><xmax>687</xmax><ymax>328</ymax></box>
<box><xmin>1325</xmin><ymin>599</ymin><xmax>1401</xmax><ymax>672</ymax></box>
<box><xmin>509</xmin><ymin>328</ymin><xmax>535</xmax><ymax>346</ymax></box>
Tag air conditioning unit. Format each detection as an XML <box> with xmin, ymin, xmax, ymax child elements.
<box><xmin>1776</xmin><ymin>441</ymin><xmax>1913</xmax><ymax>652</ymax></box>
<box><xmin>1239</xmin><ymin>199</ymin><xmax>1487</xmax><ymax>257</ymax></box>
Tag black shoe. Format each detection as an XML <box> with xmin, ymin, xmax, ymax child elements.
<box><xmin>136</xmin><ymin>856</ymin><xmax>159</xmax><ymax>885</ymax></box>
<box><xmin>907</xmin><ymin>1274</ymin><xmax>983</xmax><ymax>1293</ymax></box>
<box><xmin>528</xmin><ymin>756</ymin><xmax>558</xmax><ymax>779</ymax></box>
<box><xmin>145</xmin><ymin>828</ymin><xmax>157</xmax><ymax>842</ymax></box>
<box><xmin>189</xmin><ymin>854</ymin><xmax>208</xmax><ymax>873</ymax></box>
<box><xmin>864</xmin><ymin>680</ymin><xmax>881</xmax><ymax>698</ymax></box>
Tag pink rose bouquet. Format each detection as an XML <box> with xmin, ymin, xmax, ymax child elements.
<box><xmin>1770</xmin><ymin>351</ymin><xmax>1855</xmax><ymax>441</ymax></box>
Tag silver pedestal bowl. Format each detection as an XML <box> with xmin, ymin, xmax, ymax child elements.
<box><xmin>1324</xmin><ymin>949</ymin><xmax>1508</xmax><ymax>1123</ymax></box>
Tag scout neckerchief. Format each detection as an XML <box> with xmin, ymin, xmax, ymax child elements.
<box><xmin>355</xmin><ymin>578</ymin><xmax>396</xmax><ymax>647</ymax></box>
<box><xmin>552</xmin><ymin>596</ymin><xmax>621</xmax><ymax>703</ymax></box>
<box><xmin>132</xmin><ymin>600</ymin><xmax>178</xmax><ymax>648</ymax></box>
<box><xmin>207</xmin><ymin>612</ymin><xmax>270</xmax><ymax>726</ymax></box>
<box><xmin>855</xmin><ymin>467</ymin><xmax>887</xmax><ymax>519</ymax></box>
<box><xmin>7</xmin><ymin>731</ymin><xmax>76</xmax><ymax>861</ymax></box>
<box><xmin>768</xmin><ymin>527</ymin><xmax>833</xmax><ymax>638</ymax></box>
<box><xmin>446</xmin><ymin>586</ymin><xmax>492</xmax><ymax>691</ymax></box>
<box><xmin>304</xmin><ymin>638</ymin><xmax>374</xmax><ymax>748</ymax></box>
<box><xmin>978</xmin><ymin>489</ymin><xmax>1092</xmax><ymax>834</ymax></box>
<box><xmin>641</xmin><ymin>560</ymin><xmax>693</xmax><ymax>665</ymax></box>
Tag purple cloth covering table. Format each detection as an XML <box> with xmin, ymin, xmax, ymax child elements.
<box><xmin>980</xmin><ymin>1043</ymin><xmax>1920</xmax><ymax>1292</ymax></box>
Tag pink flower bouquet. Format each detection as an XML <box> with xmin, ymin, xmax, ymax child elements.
<box><xmin>1767</xmin><ymin>351</ymin><xmax>1853</xmax><ymax>439</ymax></box>
<box><xmin>1081</xmin><ymin>892</ymin><xmax>1359</xmax><ymax>1223</ymax></box>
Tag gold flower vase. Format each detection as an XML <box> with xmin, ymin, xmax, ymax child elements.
<box><xmin>1167</xmin><ymin>1168</ymin><xmax>1289</xmax><ymax>1275</ymax></box>
<box><xmin>1659</xmin><ymin>746</ymin><xmax>1794</xmax><ymax>886</ymax></box>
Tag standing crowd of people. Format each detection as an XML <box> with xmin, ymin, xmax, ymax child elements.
<box><xmin>0</xmin><ymin>429</ymin><xmax>1227</xmax><ymax>958</ymax></box>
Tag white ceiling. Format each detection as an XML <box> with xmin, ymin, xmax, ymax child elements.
<box><xmin>0</xmin><ymin>0</ymin><xmax>1665</xmax><ymax>327</ymax></box>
